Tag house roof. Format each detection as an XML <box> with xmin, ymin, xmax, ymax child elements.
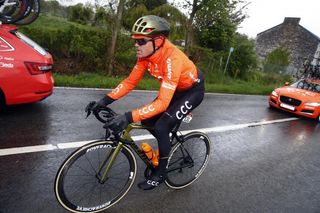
<box><xmin>257</xmin><ymin>17</ymin><xmax>320</xmax><ymax>41</ymax></box>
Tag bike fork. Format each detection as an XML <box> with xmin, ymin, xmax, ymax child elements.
<box><xmin>97</xmin><ymin>142</ymin><xmax>123</xmax><ymax>183</ymax></box>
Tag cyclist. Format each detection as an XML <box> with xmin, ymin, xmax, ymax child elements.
<box><xmin>91</xmin><ymin>15</ymin><xmax>205</xmax><ymax>190</ymax></box>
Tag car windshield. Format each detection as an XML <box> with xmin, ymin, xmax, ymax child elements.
<box><xmin>292</xmin><ymin>80</ymin><xmax>320</xmax><ymax>93</ymax></box>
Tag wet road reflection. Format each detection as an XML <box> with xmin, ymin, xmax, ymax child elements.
<box><xmin>0</xmin><ymin>88</ymin><xmax>319</xmax><ymax>212</ymax></box>
<box><xmin>0</xmin><ymin>88</ymin><xmax>286</xmax><ymax>148</ymax></box>
<box><xmin>0</xmin><ymin>103</ymin><xmax>51</xmax><ymax>148</ymax></box>
<box><xmin>0</xmin><ymin>117</ymin><xmax>319</xmax><ymax>212</ymax></box>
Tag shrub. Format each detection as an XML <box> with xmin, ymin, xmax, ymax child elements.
<box><xmin>263</xmin><ymin>47</ymin><xmax>290</xmax><ymax>74</ymax></box>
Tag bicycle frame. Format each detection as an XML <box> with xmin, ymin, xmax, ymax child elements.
<box><xmin>97</xmin><ymin>123</ymin><xmax>154</xmax><ymax>183</ymax></box>
<box><xmin>96</xmin><ymin>122</ymin><xmax>186</xmax><ymax>183</ymax></box>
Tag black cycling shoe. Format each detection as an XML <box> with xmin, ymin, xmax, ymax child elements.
<box><xmin>138</xmin><ymin>158</ymin><xmax>168</xmax><ymax>190</ymax></box>
<box><xmin>137</xmin><ymin>174</ymin><xmax>166</xmax><ymax>190</ymax></box>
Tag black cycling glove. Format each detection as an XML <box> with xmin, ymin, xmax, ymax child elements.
<box><xmin>92</xmin><ymin>96</ymin><xmax>114</xmax><ymax>113</ymax></box>
<box><xmin>104</xmin><ymin>112</ymin><xmax>133</xmax><ymax>133</ymax></box>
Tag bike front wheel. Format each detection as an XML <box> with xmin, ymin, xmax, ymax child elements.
<box><xmin>54</xmin><ymin>140</ymin><xmax>137</xmax><ymax>213</ymax></box>
<box><xmin>165</xmin><ymin>132</ymin><xmax>211</xmax><ymax>189</ymax></box>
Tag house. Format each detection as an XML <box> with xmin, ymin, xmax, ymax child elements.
<box><xmin>255</xmin><ymin>17</ymin><xmax>320</xmax><ymax>74</ymax></box>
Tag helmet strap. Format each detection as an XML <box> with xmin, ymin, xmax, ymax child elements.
<box><xmin>152</xmin><ymin>37</ymin><xmax>165</xmax><ymax>54</ymax></box>
<box><xmin>142</xmin><ymin>37</ymin><xmax>166</xmax><ymax>58</ymax></box>
<box><xmin>152</xmin><ymin>40</ymin><xmax>157</xmax><ymax>53</ymax></box>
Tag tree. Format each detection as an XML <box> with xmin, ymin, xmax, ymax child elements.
<box><xmin>92</xmin><ymin>6</ymin><xmax>113</xmax><ymax>27</ymax></box>
<box><xmin>122</xmin><ymin>4</ymin><xmax>149</xmax><ymax>30</ymax></box>
<box><xmin>106</xmin><ymin>0</ymin><xmax>125</xmax><ymax>75</ymax></box>
<box><xmin>68</xmin><ymin>3</ymin><xmax>94</xmax><ymax>25</ymax></box>
<box><xmin>195</xmin><ymin>0</ymin><xmax>235</xmax><ymax>51</ymax></box>
<box><xmin>41</xmin><ymin>0</ymin><xmax>68</xmax><ymax>17</ymax></box>
<box><xmin>173</xmin><ymin>0</ymin><xmax>248</xmax><ymax>55</ymax></box>
<box><xmin>144</xmin><ymin>0</ymin><xmax>167</xmax><ymax>10</ymax></box>
<box><xmin>182</xmin><ymin>0</ymin><xmax>209</xmax><ymax>55</ymax></box>
<box><xmin>228</xmin><ymin>33</ymin><xmax>257</xmax><ymax>78</ymax></box>
<box><xmin>126</xmin><ymin>0</ymin><xmax>167</xmax><ymax>10</ymax></box>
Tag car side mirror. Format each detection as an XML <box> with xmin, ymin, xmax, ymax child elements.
<box><xmin>284</xmin><ymin>82</ymin><xmax>290</xmax><ymax>86</ymax></box>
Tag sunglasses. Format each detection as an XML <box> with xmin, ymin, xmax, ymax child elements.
<box><xmin>134</xmin><ymin>38</ymin><xmax>154</xmax><ymax>46</ymax></box>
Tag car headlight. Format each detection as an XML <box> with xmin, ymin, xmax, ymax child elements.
<box><xmin>305</xmin><ymin>102</ymin><xmax>320</xmax><ymax>107</ymax></box>
<box><xmin>271</xmin><ymin>91</ymin><xmax>278</xmax><ymax>97</ymax></box>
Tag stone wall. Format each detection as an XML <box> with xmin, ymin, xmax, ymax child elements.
<box><xmin>255</xmin><ymin>17</ymin><xmax>320</xmax><ymax>74</ymax></box>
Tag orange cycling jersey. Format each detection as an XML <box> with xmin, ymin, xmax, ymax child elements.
<box><xmin>107</xmin><ymin>40</ymin><xmax>200</xmax><ymax>122</ymax></box>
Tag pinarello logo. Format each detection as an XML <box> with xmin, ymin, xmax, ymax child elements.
<box><xmin>0</xmin><ymin>37</ymin><xmax>14</xmax><ymax>52</ymax></box>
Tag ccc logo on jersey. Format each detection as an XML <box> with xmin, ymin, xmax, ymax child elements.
<box><xmin>112</xmin><ymin>84</ymin><xmax>123</xmax><ymax>95</ymax></box>
<box><xmin>139</xmin><ymin>105</ymin><xmax>155</xmax><ymax>116</ymax></box>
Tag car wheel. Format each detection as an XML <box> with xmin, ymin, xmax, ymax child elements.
<box><xmin>0</xmin><ymin>89</ymin><xmax>6</xmax><ymax>108</ymax></box>
<box><xmin>268</xmin><ymin>103</ymin><xmax>275</xmax><ymax>110</ymax></box>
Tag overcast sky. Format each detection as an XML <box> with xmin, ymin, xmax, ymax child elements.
<box><xmin>59</xmin><ymin>0</ymin><xmax>319</xmax><ymax>39</ymax></box>
<box><xmin>237</xmin><ymin>0</ymin><xmax>320</xmax><ymax>38</ymax></box>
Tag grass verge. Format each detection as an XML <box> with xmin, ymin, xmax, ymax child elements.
<box><xmin>53</xmin><ymin>72</ymin><xmax>283</xmax><ymax>95</ymax></box>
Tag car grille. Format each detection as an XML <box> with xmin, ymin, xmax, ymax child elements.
<box><xmin>280</xmin><ymin>96</ymin><xmax>301</xmax><ymax>106</ymax></box>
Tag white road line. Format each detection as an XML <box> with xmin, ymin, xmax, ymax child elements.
<box><xmin>0</xmin><ymin>117</ymin><xmax>298</xmax><ymax>156</ymax></box>
<box><xmin>0</xmin><ymin>144</ymin><xmax>57</xmax><ymax>156</ymax></box>
<box><xmin>56</xmin><ymin>140</ymin><xmax>98</xmax><ymax>149</ymax></box>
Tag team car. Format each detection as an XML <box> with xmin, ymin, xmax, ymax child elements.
<box><xmin>0</xmin><ymin>24</ymin><xmax>54</xmax><ymax>106</ymax></box>
<box><xmin>269</xmin><ymin>79</ymin><xmax>320</xmax><ymax>121</ymax></box>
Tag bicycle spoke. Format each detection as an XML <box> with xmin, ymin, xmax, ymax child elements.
<box><xmin>55</xmin><ymin>141</ymin><xmax>137</xmax><ymax>212</ymax></box>
<box><xmin>75</xmin><ymin>183</ymin><xmax>97</xmax><ymax>205</ymax></box>
<box><xmin>166</xmin><ymin>132</ymin><xmax>210</xmax><ymax>189</ymax></box>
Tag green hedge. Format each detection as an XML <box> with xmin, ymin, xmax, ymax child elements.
<box><xmin>20</xmin><ymin>15</ymin><xmax>291</xmax><ymax>89</ymax></box>
<box><xmin>20</xmin><ymin>16</ymin><xmax>136</xmax><ymax>74</ymax></box>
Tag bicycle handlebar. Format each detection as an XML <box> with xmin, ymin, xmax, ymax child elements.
<box><xmin>85</xmin><ymin>101</ymin><xmax>194</xmax><ymax>140</ymax></box>
<box><xmin>85</xmin><ymin>101</ymin><xmax>120</xmax><ymax>140</ymax></box>
<box><xmin>85</xmin><ymin>101</ymin><xmax>117</xmax><ymax>123</ymax></box>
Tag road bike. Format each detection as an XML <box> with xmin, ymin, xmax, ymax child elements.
<box><xmin>54</xmin><ymin>103</ymin><xmax>211</xmax><ymax>212</ymax></box>
<box><xmin>0</xmin><ymin>0</ymin><xmax>40</xmax><ymax>25</ymax></box>
<box><xmin>295</xmin><ymin>57</ymin><xmax>320</xmax><ymax>81</ymax></box>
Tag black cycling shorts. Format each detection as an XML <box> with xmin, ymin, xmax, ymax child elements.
<box><xmin>141</xmin><ymin>70</ymin><xmax>205</xmax><ymax>157</ymax></box>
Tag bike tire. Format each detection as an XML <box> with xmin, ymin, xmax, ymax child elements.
<box><xmin>0</xmin><ymin>0</ymin><xmax>31</xmax><ymax>24</ymax></box>
<box><xmin>15</xmin><ymin>0</ymin><xmax>39</xmax><ymax>25</ymax></box>
<box><xmin>165</xmin><ymin>132</ymin><xmax>211</xmax><ymax>189</ymax></box>
<box><xmin>54</xmin><ymin>140</ymin><xmax>137</xmax><ymax>213</ymax></box>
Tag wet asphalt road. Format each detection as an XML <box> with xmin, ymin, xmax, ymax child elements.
<box><xmin>0</xmin><ymin>87</ymin><xmax>320</xmax><ymax>213</ymax></box>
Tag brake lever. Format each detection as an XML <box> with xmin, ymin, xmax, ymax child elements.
<box><xmin>85</xmin><ymin>101</ymin><xmax>96</xmax><ymax>119</ymax></box>
<box><xmin>85</xmin><ymin>110</ymin><xmax>91</xmax><ymax>119</ymax></box>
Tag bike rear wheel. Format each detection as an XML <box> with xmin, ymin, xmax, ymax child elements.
<box><xmin>165</xmin><ymin>132</ymin><xmax>210</xmax><ymax>189</ymax></box>
<box><xmin>15</xmin><ymin>0</ymin><xmax>40</xmax><ymax>25</ymax></box>
<box><xmin>0</xmin><ymin>0</ymin><xmax>31</xmax><ymax>24</ymax></box>
<box><xmin>54</xmin><ymin>140</ymin><xmax>137</xmax><ymax>213</ymax></box>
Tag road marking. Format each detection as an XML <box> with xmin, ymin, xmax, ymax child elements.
<box><xmin>0</xmin><ymin>117</ymin><xmax>299</xmax><ymax>156</ymax></box>
<box><xmin>0</xmin><ymin>144</ymin><xmax>57</xmax><ymax>156</ymax></box>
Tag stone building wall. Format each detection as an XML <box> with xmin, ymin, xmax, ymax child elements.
<box><xmin>255</xmin><ymin>17</ymin><xmax>320</xmax><ymax>74</ymax></box>
<box><xmin>312</xmin><ymin>43</ymin><xmax>320</xmax><ymax>65</ymax></box>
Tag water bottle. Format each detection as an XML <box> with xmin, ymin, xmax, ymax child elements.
<box><xmin>152</xmin><ymin>149</ymin><xmax>159</xmax><ymax>167</ymax></box>
<box><xmin>141</xmin><ymin>143</ymin><xmax>159</xmax><ymax>166</ymax></box>
<box><xmin>141</xmin><ymin>143</ymin><xmax>154</xmax><ymax>160</ymax></box>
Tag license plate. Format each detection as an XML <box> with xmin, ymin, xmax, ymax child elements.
<box><xmin>280</xmin><ymin>103</ymin><xmax>295</xmax><ymax>111</ymax></box>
